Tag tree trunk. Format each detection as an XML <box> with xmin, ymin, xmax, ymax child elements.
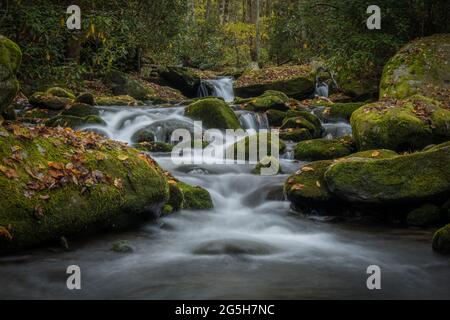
<box><xmin>255</xmin><ymin>0</ymin><xmax>261</xmax><ymax>64</ymax></box>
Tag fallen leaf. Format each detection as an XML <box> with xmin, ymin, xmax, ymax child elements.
<box><xmin>0</xmin><ymin>165</ymin><xmax>19</xmax><ymax>179</ymax></box>
<box><xmin>372</xmin><ymin>151</ymin><xmax>381</xmax><ymax>157</ymax></box>
<box><xmin>316</xmin><ymin>181</ymin><xmax>321</xmax><ymax>188</ymax></box>
<box><xmin>48</xmin><ymin>161</ymin><xmax>65</xmax><ymax>170</ymax></box>
<box><xmin>117</xmin><ymin>155</ymin><xmax>129</xmax><ymax>161</ymax></box>
<box><xmin>301</xmin><ymin>166</ymin><xmax>315</xmax><ymax>172</ymax></box>
<box><xmin>39</xmin><ymin>195</ymin><xmax>50</xmax><ymax>200</ymax></box>
<box><xmin>0</xmin><ymin>226</ymin><xmax>13</xmax><ymax>240</ymax></box>
<box><xmin>34</xmin><ymin>205</ymin><xmax>45</xmax><ymax>220</ymax></box>
<box><xmin>291</xmin><ymin>184</ymin><xmax>305</xmax><ymax>191</ymax></box>
<box><xmin>113</xmin><ymin>178</ymin><xmax>123</xmax><ymax>189</ymax></box>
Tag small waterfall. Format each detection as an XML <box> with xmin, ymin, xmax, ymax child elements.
<box><xmin>237</xmin><ymin>110</ymin><xmax>269</xmax><ymax>132</ymax></box>
<box><xmin>198</xmin><ymin>77</ymin><xmax>235</xmax><ymax>103</ymax></box>
<box><xmin>322</xmin><ymin>122</ymin><xmax>352</xmax><ymax>139</ymax></box>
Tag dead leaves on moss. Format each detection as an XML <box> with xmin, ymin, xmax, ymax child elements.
<box><xmin>0</xmin><ymin>226</ymin><xmax>13</xmax><ymax>241</ymax></box>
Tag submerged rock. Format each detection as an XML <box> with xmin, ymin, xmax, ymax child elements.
<box><xmin>351</xmin><ymin>95</ymin><xmax>450</xmax><ymax>151</ymax></box>
<box><xmin>193</xmin><ymin>239</ymin><xmax>276</xmax><ymax>256</ymax></box>
<box><xmin>380</xmin><ymin>34</ymin><xmax>450</xmax><ymax>104</ymax></box>
<box><xmin>111</xmin><ymin>240</ymin><xmax>134</xmax><ymax>254</ymax></box>
<box><xmin>0</xmin><ymin>124</ymin><xmax>169</xmax><ymax>253</ymax></box>
<box><xmin>432</xmin><ymin>224</ymin><xmax>450</xmax><ymax>254</ymax></box>
<box><xmin>185</xmin><ymin>97</ymin><xmax>242</xmax><ymax>130</ymax></box>
<box><xmin>294</xmin><ymin>136</ymin><xmax>355</xmax><ymax>161</ymax></box>
<box><xmin>0</xmin><ymin>35</ymin><xmax>21</xmax><ymax>115</ymax></box>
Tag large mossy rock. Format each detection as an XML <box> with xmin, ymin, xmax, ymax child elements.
<box><xmin>0</xmin><ymin>35</ymin><xmax>22</xmax><ymax>115</ymax></box>
<box><xmin>0</xmin><ymin>124</ymin><xmax>169</xmax><ymax>253</ymax></box>
<box><xmin>62</xmin><ymin>103</ymin><xmax>100</xmax><ymax>118</ymax></box>
<box><xmin>104</xmin><ymin>70</ymin><xmax>152</xmax><ymax>101</ymax></box>
<box><xmin>406</xmin><ymin>204</ymin><xmax>441</xmax><ymax>227</ymax></box>
<box><xmin>234</xmin><ymin>65</ymin><xmax>315</xmax><ymax>99</ymax></box>
<box><xmin>324</xmin><ymin>144</ymin><xmax>450</xmax><ymax>204</ymax></box>
<box><xmin>159</xmin><ymin>66</ymin><xmax>201</xmax><ymax>98</ymax></box>
<box><xmin>433</xmin><ymin>224</ymin><xmax>450</xmax><ymax>254</ymax></box>
<box><xmin>46</xmin><ymin>87</ymin><xmax>76</xmax><ymax>99</ymax></box>
<box><xmin>294</xmin><ymin>136</ymin><xmax>355</xmax><ymax>161</ymax></box>
<box><xmin>351</xmin><ymin>95</ymin><xmax>450</xmax><ymax>151</ymax></box>
<box><xmin>380</xmin><ymin>34</ymin><xmax>450</xmax><ymax>105</ymax></box>
<box><xmin>245</xmin><ymin>90</ymin><xmax>290</xmax><ymax>112</ymax></box>
<box><xmin>185</xmin><ymin>97</ymin><xmax>242</xmax><ymax>130</ymax></box>
<box><xmin>29</xmin><ymin>92</ymin><xmax>73</xmax><ymax>110</ymax></box>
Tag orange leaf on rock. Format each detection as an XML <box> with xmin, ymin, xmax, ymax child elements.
<box><xmin>301</xmin><ymin>166</ymin><xmax>315</xmax><ymax>172</ymax></box>
<box><xmin>48</xmin><ymin>162</ymin><xmax>65</xmax><ymax>170</ymax></box>
<box><xmin>0</xmin><ymin>165</ymin><xmax>19</xmax><ymax>179</ymax></box>
<box><xmin>371</xmin><ymin>151</ymin><xmax>381</xmax><ymax>158</ymax></box>
<box><xmin>113</xmin><ymin>178</ymin><xmax>123</xmax><ymax>189</ymax></box>
<box><xmin>117</xmin><ymin>155</ymin><xmax>129</xmax><ymax>161</ymax></box>
<box><xmin>0</xmin><ymin>226</ymin><xmax>13</xmax><ymax>241</ymax></box>
<box><xmin>291</xmin><ymin>184</ymin><xmax>305</xmax><ymax>191</ymax></box>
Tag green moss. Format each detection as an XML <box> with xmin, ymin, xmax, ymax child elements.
<box><xmin>294</xmin><ymin>136</ymin><xmax>355</xmax><ymax>161</ymax></box>
<box><xmin>380</xmin><ymin>34</ymin><xmax>450</xmax><ymax>104</ymax></box>
<box><xmin>407</xmin><ymin>204</ymin><xmax>441</xmax><ymax>227</ymax></box>
<box><xmin>351</xmin><ymin>95</ymin><xmax>450</xmax><ymax>151</ymax></box>
<box><xmin>177</xmin><ymin>182</ymin><xmax>213</xmax><ymax>210</ymax></box>
<box><xmin>45</xmin><ymin>115</ymin><xmax>105</xmax><ymax>128</ymax></box>
<box><xmin>167</xmin><ymin>183</ymin><xmax>184</xmax><ymax>211</ymax></box>
<box><xmin>252</xmin><ymin>156</ymin><xmax>282</xmax><ymax>175</ymax></box>
<box><xmin>432</xmin><ymin>224</ymin><xmax>450</xmax><ymax>254</ymax></box>
<box><xmin>46</xmin><ymin>87</ymin><xmax>76</xmax><ymax>99</ymax></box>
<box><xmin>29</xmin><ymin>92</ymin><xmax>72</xmax><ymax>110</ymax></box>
<box><xmin>228</xmin><ymin>132</ymin><xmax>287</xmax><ymax>161</ymax></box>
<box><xmin>321</xmin><ymin>102</ymin><xmax>365</xmax><ymax>121</ymax></box>
<box><xmin>280</xmin><ymin>128</ymin><xmax>312</xmax><ymax>142</ymax></box>
<box><xmin>134</xmin><ymin>142</ymin><xmax>173</xmax><ymax>153</ymax></box>
<box><xmin>185</xmin><ymin>97</ymin><xmax>242</xmax><ymax>130</ymax></box>
<box><xmin>266</xmin><ymin>109</ymin><xmax>286</xmax><ymax>127</ymax></box>
<box><xmin>324</xmin><ymin>145</ymin><xmax>450</xmax><ymax>204</ymax></box>
<box><xmin>96</xmin><ymin>95</ymin><xmax>142</xmax><ymax>106</ymax></box>
<box><xmin>246</xmin><ymin>94</ymin><xmax>289</xmax><ymax>112</ymax></box>
<box><xmin>346</xmin><ymin>149</ymin><xmax>398</xmax><ymax>159</ymax></box>
<box><xmin>0</xmin><ymin>36</ymin><xmax>22</xmax><ymax>114</ymax></box>
<box><xmin>0</xmin><ymin>35</ymin><xmax>22</xmax><ymax>75</ymax></box>
<box><xmin>0</xmin><ymin>125</ymin><xmax>169</xmax><ymax>253</ymax></box>
<box><xmin>285</xmin><ymin>160</ymin><xmax>335</xmax><ymax>208</ymax></box>
<box><xmin>62</xmin><ymin>103</ymin><xmax>100</xmax><ymax>117</ymax></box>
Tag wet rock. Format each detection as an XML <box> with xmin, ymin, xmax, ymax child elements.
<box><xmin>281</xmin><ymin>111</ymin><xmax>323</xmax><ymax>139</ymax></box>
<box><xmin>159</xmin><ymin>66</ymin><xmax>201</xmax><ymax>98</ymax></box>
<box><xmin>185</xmin><ymin>97</ymin><xmax>242</xmax><ymax>130</ymax></box>
<box><xmin>294</xmin><ymin>136</ymin><xmax>355</xmax><ymax>161</ymax></box>
<box><xmin>96</xmin><ymin>95</ymin><xmax>142</xmax><ymax>106</ymax></box>
<box><xmin>279</xmin><ymin>128</ymin><xmax>312</xmax><ymax>142</ymax></box>
<box><xmin>324</xmin><ymin>144</ymin><xmax>450</xmax><ymax>204</ymax></box>
<box><xmin>104</xmin><ymin>70</ymin><xmax>153</xmax><ymax>101</ymax></box>
<box><xmin>252</xmin><ymin>156</ymin><xmax>282</xmax><ymax>175</ymax></box>
<box><xmin>0</xmin><ymin>124</ymin><xmax>169</xmax><ymax>254</ymax></box>
<box><xmin>228</xmin><ymin>132</ymin><xmax>287</xmax><ymax>162</ymax></box>
<box><xmin>432</xmin><ymin>224</ymin><xmax>450</xmax><ymax>254</ymax></box>
<box><xmin>193</xmin><ymin>239</ymin><xmax>276</xmax><ymax>256</ymax></box>
<box><xmin>351</xmin><ymin>95</ymin><xmax>450</xmax><ymax>152</ymax></box>
<box><xmin>75</xmin><ymin>92</ymin><xmax>95</xmax><ymax>106</ymax></box>
<box><xmin>46</xmin><ymin>87</ymin><xmax>76</xmax><ymax>99</ymax></box>
<box><xmin>111</xmin><ymin>241</ymin><xmax>134</xmax><ymax>254</ymax></box>
<box><xmin>45</xmin><ymin>115</ymin><xmax>105</xmax><ymax>129</ymax></box>
<box><xmin>266</xmin><ymin>109</ymin><xmax>286</xmax><ymax>127</ymax></box>
<box><xmin>246</xmin><ymin>91</ymin><xmax>290</xmax><ymax>112</ymax></box>
<box><xmin>319</xmin><ymin>102</ymin><xmax>365</xmax><ymax>121</ymax></box>
<box><xmin>62</xmin><ymin>103</ymin><xmax>99</xmax><ymax>117</ymax></box>
<box><xmin>29</xmin><ymin>92</ymin><xmax>73</xmax><ymax>110</ymax></box>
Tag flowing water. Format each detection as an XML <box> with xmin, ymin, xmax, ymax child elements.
<box><xmin>198</xmin><ymin>77</ymin><xmax>235</xmax><ymax>103</ymax></box>
<box><xmin>1</xmin><ymin>80</ymin><xmax>449</xmax><ymax>300</ymax></box>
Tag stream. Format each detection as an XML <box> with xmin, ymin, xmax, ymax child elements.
<box><xmin>0</xmin><ymin>80</ymin><xmax>449</xmax><ymax>300</ymax></box>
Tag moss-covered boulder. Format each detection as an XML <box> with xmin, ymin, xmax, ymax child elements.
<box><xmin>324</xmin><ymin>145</ymin><xmax>450</xmax><ymax>204</ymax></box>
<box><xmin>380</xmin><ymin>34</ymin><xmax>450</xmax><ymax>105</ymax></box>
<box><xmin>346</xmin><ymin>149</ymin><xmax>398</xmax><ymax>160</ymax></box>
<box><xmin>246</xmin><ymin>91</ymin><xmax>290</xmax><ymax>112</ymax></box>
<box><xmin>228</xmin><ymin>132</ymin><xmax>287</xmax><ymax>161</ymax></box>
<box><xmin>185</xmin><ymin>98</ymin><xmax>242</xmax><ymax>130</ymax></box>
<box><xmin>294</xmin><ymin>136</ymin><xmax>355</xmax><ymax>161</ymax></box>
<box><xmin>1</xmin><ymin>105</ymin><xmax>16</xmax><ymax>121</ymax></box>
<box><xmin>280</xmin><ymin>128</ymin><xmax>312</xmax><ymax>142</ymax></box>
<box><xmin>252</xmin><ymin>156</ymin><xmax>282</xmax><ymax>175</ymax></box>
<box><xmin>177</xmin><ymin>182</ymin><xmax>213</xmax><ymax>210</ymax></box>
<box><xmin>96</xmin><ymin>95</ymin><xmax>142</xmax><ymax>106</ymax></box>
<box><xmin>406</xmin><ymin>204</ymin><xmax>441</xmax><ymax>227</ymax></box>
<box><xmin>135</xmin><ymin>141</ymin><xmax>174</xmax><ymax>153</ymax></box>
<box><xmin>75</xmin><ymin>92</ymin><xmax>95</xmax><ymax>106</ymax></box>
<box><xmin>46</xmin><ymin>87</ymin><xmax>76</xmax><ymax>99</ymax></box>
<box><xmin>0</xmin><ymin>35</ymin><xmax>21</xmax><ymax>115</ymax></box>
<box><xmin>104</xmin><ymin>70</ymin><xmax>152</xmax><ymax>101</ymax></box>
<box><xmin>351</xmin><ymin>95</ymin><xmax>450</xmax><ymax>151</ymax></box>
<box><xmin>0</xmin><ymin>124</ymin><xmax>169</xmax><ymax>253</ymax></box>
<box><xmin>29</xmin><ymin>92</ymin><xmax>73</xmax><ymax>110</ymax></box>
<box><xmin>266</xmin><ymin>109</ymin><xmax>287</xmax><ymax>127</ymax></box>
<box><xmin>320</xmin><ymin>102</ymin><xmax>365</xmax><ymax>121</ymax></box>
<box><xmin>433</xmin><ymin>224</ymin><xmax>450</xmax><ymax>254</ymax></box>
<box><xmin>234</xmin><ymin>65</ymin><xmax>315</xmax><ymax>99</ymax></box>
<box><xmin>45</xmin><ymin>115</ymin><xmax>105</xmax><ymax>129</ymax></box>
<box><xmin>285</xmin><ymin>161</ymin><xmax>335</xmax><ymax>209</ymax></box>
<box><xmin>62</xmin><ymin>103</ymin><xmax>100</xmax><ymax>117</ymax></box>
